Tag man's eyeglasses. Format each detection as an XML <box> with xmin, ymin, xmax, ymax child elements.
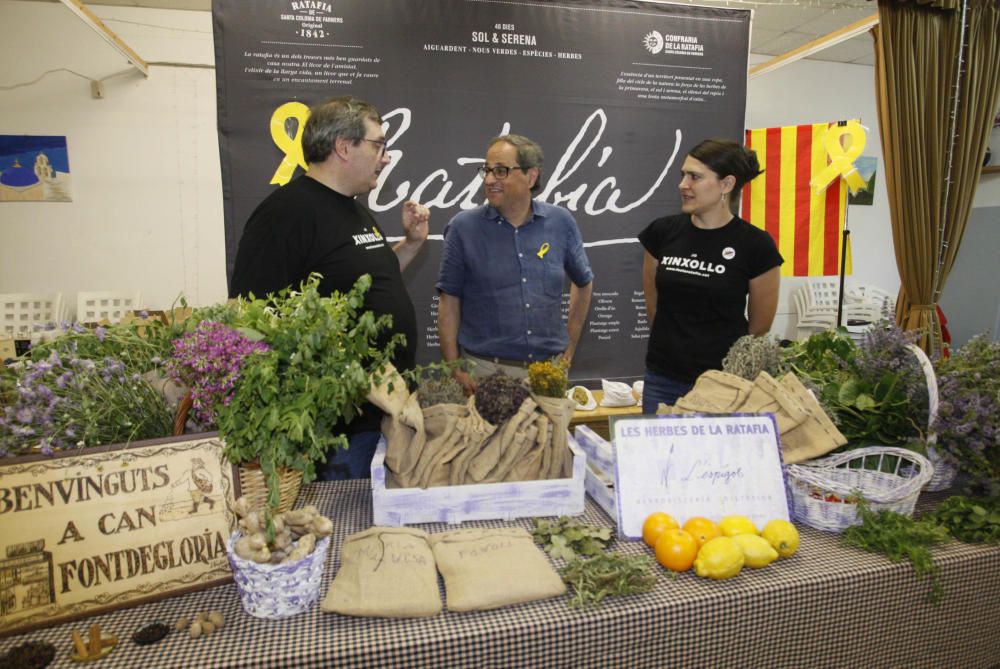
<box><xmin>361</xmin><ymin>138</ymin><xmax>387</xmax><ymax>157</ymax></box>
<box><xmin>477</xmin><ymin>164</ymin><xmax>529</xmax><ymax>180</ymax></box>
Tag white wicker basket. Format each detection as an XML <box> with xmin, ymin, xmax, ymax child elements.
<box><xmin>904</xmin><ymin>343</ymin><xmax>957</xmax><ymax>491</ymax></box>
<box><xmin>227</xmin><ymin>532</ymin><xmax>330</xmax><ymax>619</ymax></box>
<box><xmin>785</xmin><ymin>446</ymin><xmax>934</xmax><ymax>532</ymax></box>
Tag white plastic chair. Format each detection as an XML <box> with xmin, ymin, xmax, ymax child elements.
<box><xmin>76</xmin><ymin>291</ymin><xmax>142</xmax><ymax>324</ymax></box>
<box><xmin>0</xmin><ymin>292</ymin><xmax>65</xmax><ymax>339</ymax></box>
<box><xmin>793</xmin><ymin>286</ymin><xmax>837</xmax><ymax>340</ymax></box>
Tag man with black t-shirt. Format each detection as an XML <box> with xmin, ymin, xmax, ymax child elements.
<box><xmin>230</xmin><ymin>96</ymin><xmax>429</xmax><ymax>480</ymax></box>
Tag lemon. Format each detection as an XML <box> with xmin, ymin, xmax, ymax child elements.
<box><xmin>761</xmin><ymin>520</ymin><xmax>801</xmax><ymax>558</ymax></box>
<box><xmin>718</xmin><ymin>515</ymin><xmax>758</xmax><ymax>537</ymax></box>
<box><xmin>693</xmin><ymin>536</ymin><xmax>745</xmax><ymax>579</ymax></box>
<box><xmin>732</xmin><ymin>533</ymin><xmax>779</xmax><ymax>568</ymax></box>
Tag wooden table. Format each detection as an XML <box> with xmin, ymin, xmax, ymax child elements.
<box><xmin>569</xmin><ymin>390</ymin><xmax>643</xmax><ymax>441</ymax></box>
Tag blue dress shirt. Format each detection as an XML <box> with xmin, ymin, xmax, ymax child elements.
<box><xmin>436</xmin><ymin>201</ymin><xmax>594</xmax><ymax>362</ymax></box>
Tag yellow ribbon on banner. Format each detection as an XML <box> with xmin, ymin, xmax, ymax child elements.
<box><xmin>269</xmin><ymin>101</ymin><xmax>310</xmax><ymax>185</ymax></box>
<box><xmin>810</xmin><ymin>120</ymin><xmax>867</xmax><ymax>195</ymax></box>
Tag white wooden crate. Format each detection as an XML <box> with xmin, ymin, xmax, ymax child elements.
<box><xmin>575</xmin><ymin>425</ymin><xmax>617</xmax><ymax>519</ymax></box>
<box><xmin>371</xmin><ymin>434</ymin><xmax>586</xmax><ymax>526</ymax></box>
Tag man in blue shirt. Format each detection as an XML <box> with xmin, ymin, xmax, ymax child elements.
<box><xmin>436</xmin><ymin>134</ymin><xmax>594</xmax><ymax>393</ymax></box>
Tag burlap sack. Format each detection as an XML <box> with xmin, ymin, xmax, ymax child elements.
<box><xmin>430</xmin><ymin>528</ymin><xmax>566</xmax><ymax>612</ymax></box>
<box><xmin>322</xmin><ymin>527</ymin><xmax>441</xmax><ymax>618</ymax></box>
<box><xmin>486</xmin><ymin>422</ymin><xmax>539</xmax><ymax>483</ymax></box>
<box><xmin>777</xmin><ymin>372</ymin><xmax>847</xmax><ymax>463</ymax></box>
<box><xmin>411</xmin><ymin>402</ymin><xmax>468</xmax><ymax>489</ymax></box>
<box><xmin>736</xmin><ymin>371</ymin><xmax>810</xmax><ymax>434</ymax></box>
<box><xmin>534</xmin><ymin>395</ymin><xmax>577</xmax><ymax>480</ymax></box>
<box><xmin>468</xmin><ymin>397</ymin><xmax>538</xmax><ymax>483</ymax></box>
<box><xmin>366</xmin><ymin>363</ymin><xmax>409</xmax><ymax>416</ymax></box>
<box><xmin>380</xmin><ymin>392</ymin><xmax>427</xmax><ymax>487</ymax></box>
<box><xmin>675</xmin><ymin>370</ymin><xmax>754</xmax><ymax>414</ymax></box>
<box><xmin>449</xmin><ymin>397</ymin><xmax>498</xmax><ymax>486</ymax></box>
<box><xmin>508</xmin><ymin>414</ymin><xmax>550</xmax><ymax>482</ymax></box>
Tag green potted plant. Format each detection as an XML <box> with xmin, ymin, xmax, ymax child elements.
<box><xmin>215</xmin><ymin>273</ymin><xmax>401</xmax><ymax>515</ymax></box>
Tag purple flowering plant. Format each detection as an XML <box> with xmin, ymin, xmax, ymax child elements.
<box><xmin>166</xmin><ymin>321</ymin><xmax>270</xmax><ymax>427</ymax></box>
<box><xmin>932</xmin><ymin>334</ymin><xmax>1000</xmax><ymax>494</ymax></box>
<box><xmin>0</xmin><ymin>349</ymin><xmax>172</xmax><ymax>457</ymax></box>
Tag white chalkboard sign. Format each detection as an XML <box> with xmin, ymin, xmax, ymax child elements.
<box><xmin>613</xmin><ymin>414</ymin><xmax>789</xmax><ymax>539</ymax></box>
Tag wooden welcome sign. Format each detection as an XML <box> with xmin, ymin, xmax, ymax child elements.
<box><xmin>0</xmin><ymin>435</ymin><xmax>237</xmax><ymax>636</ymax></box>
<box><xmin>612</xmin><ymin>414</ymin><xmax>790</xmax><ymax>539</ymax></box>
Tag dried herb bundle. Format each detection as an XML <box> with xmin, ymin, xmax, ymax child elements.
<box><xmin>722</xmin><ymin>334</ymin><xmax>789</xmax><ymax>380</ymax></box>
<box><xmin>474</xmin><ymin>371</ymin><xmax>530</xmax><ymax>425</ymax></box>
<box><xmin>560</xmin><ymin>553</ymin><xmax>657</xmax><ymax>608</ymax></box>
<box><xmin>528</xmin><ymin>359</ymin><xmax>569</xmax><ymax>398</ymax></box>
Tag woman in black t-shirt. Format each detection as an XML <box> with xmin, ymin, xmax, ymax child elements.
<box><xmin>638</xmin><ymin>139</ymin><xmax>783</xmax><ymax>413</ymax></box>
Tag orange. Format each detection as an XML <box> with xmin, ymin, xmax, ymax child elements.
<box><xmin>682</xmin><ymin>516</ymin><xmax>721</xmax><ymax>548</ymax></box>
<box><xmin>642</xmin><ymin>512</ymin><xmax>680</xmax><ymax>548</ymax></box>
<box><xmin>654</xmin><ymin>529</ymin><xmax>699</xmax><ymax>572</ymax></box>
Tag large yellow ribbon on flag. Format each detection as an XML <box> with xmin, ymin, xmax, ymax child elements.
<box><xmin>810</xmin><ymin>120</ymin><xmax>867</xmax><ymax>195</ymax></box>
<box><xmin>269</xmin><ymin>101</ymin><xmax>310</xmax><ymax>185</ymax></box>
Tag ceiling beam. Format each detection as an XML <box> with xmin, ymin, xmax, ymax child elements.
<box><xmin>58</xmin><ymin>0</ymin><xmax>149</xmax><ymax>77</ymax></box>
<box><xmin>749</xmin><ymin>12</ymin><xmax>879</xmax><ymax>79</ymax></box>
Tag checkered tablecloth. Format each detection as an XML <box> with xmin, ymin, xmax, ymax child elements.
<box><xmin>3</xmin><ymin>483</ymin><xmax>999</xmax><ymax>669</ymax></box>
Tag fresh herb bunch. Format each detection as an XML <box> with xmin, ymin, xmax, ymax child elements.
<box><xmin>932</xmin><ymin>334</ymin><xmax>1000</xmax><ymax>495</ymax></box>
<box><xmin>166</xmin><ymin>321</ymin><xmax>270</xmax><ymax>426</ymax></box>
<box><xmin>842</xmin><ymin>499</ymin><xmax>950</xmax><ymax>603</ymax></box>
<box><xmin>533</xmin><ymin>516</ymin><xmax>613</xmax><ymax>561</ymax></box>
<box><xmin>474</xmin><ymin>371</ymin><xmax>530</xmax><ymax>425</ymax></box>
<box><xmin>722</xmin><ymin>334</ymin><xmax>789</xmax><ymax>380</ymax></box>
<box><xmin>783</xmin><ymin>324</ymin><xmax>928</xmax><ymax>447</ymax></box>
<box><xmin>528</xmin><ymin>359</ymin><xmax>569</xmax><ymax>398</ymax></box>
<box><xmin>216</xmin><ymin>273</ymin><xmax>402</xmax><ymax>511</ymax></box>
<box><xmin>560</xmin><ymin>553</ymin><xmax>657</xmax><ymax>608</ymax></box>
<box><xmin>404</xmin><ymin>360</ymin><xmax>468</xmax><ymax>407</ymax></box>
<box><xmin>926</xmin><ymin>495</ymin><xmax>1000</xmax><ymax>545</ymax></box>
<box><xmin>0</xmin><ymin>349</ymin><xmax>172</xmax><ymax>456</ymax></box>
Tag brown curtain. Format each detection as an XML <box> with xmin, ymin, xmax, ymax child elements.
<box><xmin>873</xmin><ymin>0</ymin><xmax>1000</xmax><ymax>353</ymax></box>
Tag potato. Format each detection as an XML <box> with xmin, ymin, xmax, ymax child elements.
<box><xmin>201</xmin><ymin>621</ymin><xmax>215</xmax><ymax>635</ymax></box>
<box><xmin>189</xmin><ymin>622</ymin><xmax>203</xmax><ymax>638</ymax></box>
<box><xmin>208</xmin><ymin>611</ymin><xmax>224</xmax><ymax>628</ymax></box>
<box><xmin>175</xmin><ymin>617</ymin><xmax>189</xmax><ymax>631</ymax></box>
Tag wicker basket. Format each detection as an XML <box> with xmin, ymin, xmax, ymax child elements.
<box><xmin>227</xmin><ymin>532</ymin><xmax>330</xmax><ymax>619</ymax></box>
<box><xmin>173</xmin><ymin>392</ymin><xmax>303</xmax><ymax>511</ymax></box>
<box><xmin>905</xmin><ymin>344</ymin><xmax>957</xmax><ymax>491</ymax></box>
<box><xmin>785</xmin><ymin>446</ymin><xmax>934</xmax><ymax>532</ymax></box>
<box><xmin>238</xmin><ymin>462</ymin><xmax>304</xmax><ymax>514</ymax></box>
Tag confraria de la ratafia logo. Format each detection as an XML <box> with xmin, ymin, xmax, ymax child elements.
<box><xmin>642</xmin><ymin>29</ymin><xmax>704</xmax><ymax>57</ymax></box>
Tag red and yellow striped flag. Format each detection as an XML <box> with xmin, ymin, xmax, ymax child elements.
<box><xmin>741</xmin><ymin>122</ymin><xmax>852</xmax><ymax>277</ymax></box>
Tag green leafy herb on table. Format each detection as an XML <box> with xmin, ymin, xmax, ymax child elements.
<box><xmin>533</xmin><ymin>517</ymin><xmax>612</xmax><ymax>561</ymax></box>
<box><xmin>216</xmin><ymin>273</ymin><xmax>402</xmax><ymax>513</ymax></box>
<box><xmin>560</xmin><ymin>553</ymin><xmax>657</xmax><ymax>609</ymax></box>
<box><xmin>926</xmin><ymin>496</ymin><xmax>1000</xmax><ymax>545</ymax></box>
<box><xmin>842</xmin><ymin>499</ymin><xmax>950</xmax><ymax>603</ymax></box>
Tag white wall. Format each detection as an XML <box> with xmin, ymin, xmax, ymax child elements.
<box><xmin>1</xmin><ymin>1</ymin><xmax>996</xmax><ymax>333</ymax></box>
<box><xmin>0</xmin><ymin>1</ymin><xmax>224</xmax><ymax>315</ymax></box>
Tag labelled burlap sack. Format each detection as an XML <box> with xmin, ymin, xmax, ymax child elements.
<box><xmin>736</xmin><ymin>371</ymin><xmax>810</xmax><ymax>434</ymax></box>
<box><xmin>380</xmin><ymin>392</ymin><xmax>427</xmax><ymax>488</ymax></box>
<box><xmin>777</xmin><ymin>372</ymin><xmax>847</xmax><ymax>464</ymax></box>
<box><xmin>468</xmin><ymin>397</ymin><xmax>538</xmax><ymax>483</ymax></box>
<box><xmin>535</xmin><ymin>395</ymin><xmax>577</xmax><ymax>479</ymax></box>
<box><xmin>675</xmin><ymin>370</ymin><xmax>754</xmax><ymax>414</ymax></box>
<box><xmin>508</xmin><ymin>414</ymin><xmax>550</xmax><ymax>482</ymax></box>
<box><xmin>449</xmin><ymin>397</ymin><xmax>498</xmax><ymax>486</ymax></box>
<box><xmin>410</xmin><ymin>402</ymin><xmax>468</xmax><ymax>489</ymax></box>
<box><xmin>430</xmin><ymin>528</ymin><xmax>566</xmax><ymax>612</ymax></box>
<box><xmin>322</xmin><ymin>527</ymin><xmax>441</xmax><ymax>618</ymax></box>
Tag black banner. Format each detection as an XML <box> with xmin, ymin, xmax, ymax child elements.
<box><xmin>213</xmin><ymin>0</ymin><xmax>750</xmax><ymax>383</ymax></box>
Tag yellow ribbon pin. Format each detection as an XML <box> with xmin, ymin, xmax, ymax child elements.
<box><xmin>269</xmin><ymin>101</ymin><xmax>310</xmax><ymax>186</ymax></box>
<box><xmin>537</xmin><ymin>242</ymin><xmax>551</xmax><ymax>259</ymax></box>
<box><xmin>810</xmin><ymin>120</ymin><xmax>867</xmax><ymax>195</ymax></box>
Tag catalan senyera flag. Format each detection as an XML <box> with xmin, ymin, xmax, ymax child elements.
<box><xmin>741</xmin><ymin>123</ymin><xmax>852</xmax><ymax>277</ymax></box>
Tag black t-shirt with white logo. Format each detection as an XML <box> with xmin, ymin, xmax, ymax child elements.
<box><xmin>230</xmin><ymin>175</ymin><xmax>417</xmax><ymax>433</ymax></box>
<box><xmin>638</xmin><ymin>214</ymin><xmax>783</xmax><ymax>383</ymax></box>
